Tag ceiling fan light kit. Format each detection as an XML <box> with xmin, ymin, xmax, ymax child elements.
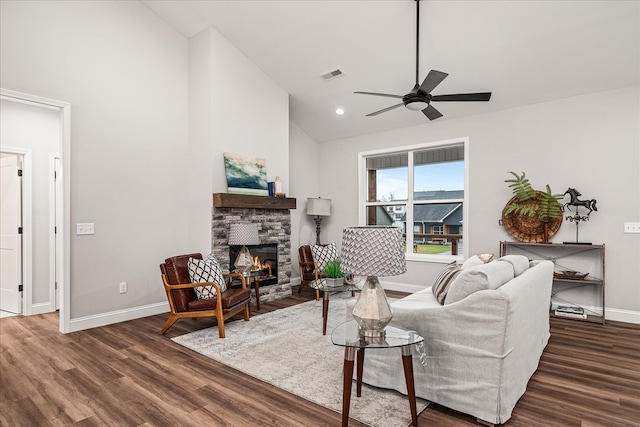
<box><xmin>355</xmin><ymin>0</ymin><xmax>492</xmax><ymax>120</ymax></box>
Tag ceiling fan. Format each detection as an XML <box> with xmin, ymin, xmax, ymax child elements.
<box><xmin>355</xmin><ymin>0</ymin><xmax>491</xmax><ymax>120</ymax></box>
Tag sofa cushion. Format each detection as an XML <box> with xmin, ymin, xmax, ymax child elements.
<box><xmin>461</xmin><ymin>253</ymin><xmax>494</xmax><ymax>268</ymax></box>
<box><xmin>496</xmin><ymin>254</ymin><xmax>530</xmax><ymax>276</ymax></box>
<box><xmin>188</xmin><ymin>254</ymin><xmax>226</xmax><ymax>299</ymax></box>
<box><xmin>432</xmin><ymin>261</ymin><xmax>462</xmax><ymax>305</ymax></box>
<box><xmin>444</xmin><ymin>260</ymin><xmax>515</xmax><ymax>304</ymax></box>
<box><xmin>310</xmin><ymin>242</ymin><xmax>338</xmax><ymax>271</ymax></box>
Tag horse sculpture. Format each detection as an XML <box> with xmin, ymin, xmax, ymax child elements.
<box><xmin>563</xmin><ymin>188</ymin><xmax>597</xmax><ymax>215</ymax></box>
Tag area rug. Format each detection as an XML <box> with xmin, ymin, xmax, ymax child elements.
<box><xmin>172</xmin><ymin>294</ymin><xmax>429</xmax><ymax>427</ymax></box>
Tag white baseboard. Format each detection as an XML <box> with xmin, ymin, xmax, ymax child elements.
<box><xmin>382</xmin><ymin>280</ymin><xmax>427</xmax><ymax>294</ymax></box>
<box><xmin>605</xmin><ymin>308</ymin><xmax>640</xmax><ymax>324</ymax></box>
<box><xmin>67</xmin><ymin>302</ymin><xmax>169</xmax><ymax>333</ymax></box>
<box><xmin>290</xmin><ymin>277</ymin><xmax>301</xmax><ymax>286</ymax></box>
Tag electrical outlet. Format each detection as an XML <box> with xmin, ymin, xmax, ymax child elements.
<box><xmin>77</xmin><ymin>223</ymin><xmax>95</xmax><ymax>235</ymax></box>
<box><xmin>624</xmin><ymin>222</ymin><xmax>640</xmax><ymax>233</ymax></box>
<box><xmin>119</xmin><ymin>282</ymin><xmax>127</xmax><ymax>294</ymax></box>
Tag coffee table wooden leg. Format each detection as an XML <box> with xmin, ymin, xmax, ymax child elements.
<box><xmin>342</xmin><ymin>347</ymin><xmax>356</xmax><ymax>427</ymax></box>
<box><xmin>322</xmin><ymin>293</ymin><xmax>329</xmax><ymax>335</ymax></box>
<box><xmin>356</xmin><ymin>348</ymin><xmax>365</xmax><ymax>397</ymax></box>
<box><xmin>402</xmin><ymin>346</ymin><xmax>419</xmax><ymax>426</ymax></box>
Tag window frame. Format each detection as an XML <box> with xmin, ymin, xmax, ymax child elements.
<box><xmin>357</xmin><ymin>137</ymin><xmax>469</xmax><ymax>263</ymax></box>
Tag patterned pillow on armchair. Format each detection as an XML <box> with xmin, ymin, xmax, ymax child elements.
<box><xmin>310</xmin><ymin>242</ymin><xmax>339</xmax><ymax>272</ymax></box>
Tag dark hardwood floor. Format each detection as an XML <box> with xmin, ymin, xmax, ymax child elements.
<box><xmin>1</xmin><ymin>288</ymin><xmax>639</xmax><ymax>426</ymax></box>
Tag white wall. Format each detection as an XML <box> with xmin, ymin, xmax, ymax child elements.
<box><xmin>304</xmin><ymin>86</ymin><xmax>640</xmax><ymax>322</ymax></box>
<box><xmin>189</xmin><ymin>26</ymin><xmax>290</xmax><ymax>253</ymax></box>
<box><xmin>0</xmin><ymin>99</ymin><xmax>59</xmax><ymax>306</ymax></box>
<box><xmin>1</xmin><ymin>1</ymin><xmax>190</xmax><ymax>322</ymax></box>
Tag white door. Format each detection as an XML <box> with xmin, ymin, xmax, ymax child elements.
<box><xmin>0</xmin><ymin>154</ymin><xmax>23</xmax><ymax>313</ymax></box>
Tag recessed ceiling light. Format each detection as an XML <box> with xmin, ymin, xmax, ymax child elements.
<box><xmin>335</xmin><ymin>108</ymin><xmax>345</xmax><ymax>116</ymax></box>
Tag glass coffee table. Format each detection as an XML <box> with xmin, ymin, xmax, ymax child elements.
<box><xmin>310</xmin><ymin>278</ymin><xmax>360</xmax><ymax>335</ymax></box>
<box><xmin>331</xmin><ymin>320</ymin><xmax>424</xmax><ymax>427</ymax></box>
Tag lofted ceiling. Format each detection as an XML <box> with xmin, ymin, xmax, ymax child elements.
<box><xmin>142</xmin><ymin>1</ymin><xmax>639</xmax><ymax>143</ymax></box>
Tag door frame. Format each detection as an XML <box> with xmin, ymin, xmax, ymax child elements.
<box><xmin>50</xmin><ymin>153</ymin><xmax>62</xmax><ymax>311</ymax></box>
<box><xmin>1</xmin><ymin>88</ymin><xmax>71</xmax><ymax>333</ymax></box>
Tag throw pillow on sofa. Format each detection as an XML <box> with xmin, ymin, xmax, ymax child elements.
<box><xmin>496</xmin><ymin>254</ymin><xmax>530</xmax><ymax>276</ymax></box>
<box><xmin>444</xmin><ymin>260</ymin><xmax>515</xmax><ymax>305</ymax></box>
<box><xmin>188</xmin><ymin>254</ymin><xmax>226</xmax><ymax>299</ymax></box>
<box><xmin>432</xmin><ymin>261</ymin><xmax>462</xmax><ymax>305</ymax></box>
<box><xmin>461</xmin><ymin>253</ymin><xmax>494</xmax><ymax>269</ymax></box>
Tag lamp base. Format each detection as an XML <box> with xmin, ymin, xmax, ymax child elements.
<box><xmin>234</xmin><ymin>246</ymin><xmax>254</xmax><ymax>274</ymax></box>
<box><xmin>351</xmin><ymin>276</ymin><xmax>393</xmax><ymax>337</ymax></box>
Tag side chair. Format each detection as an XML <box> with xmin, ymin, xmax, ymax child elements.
<box><xmin>159</xmin><ymin>253</ymin><xmax>251</xmax><ymax>338</ymax></box>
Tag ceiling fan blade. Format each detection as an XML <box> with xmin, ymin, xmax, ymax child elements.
<box><xmin>355</xmin><ymin>91</ymin><xmax>404</xmax><ymax>99</ymax></box>
<box><xmin>431</xmin><ymin>92</ymin><xmax>492</xmax><ymax>102</ymax></box>
<box><xmin>418</xmin><ymin>70</ymin><xmax>448</xmax><ymax>95</ymax></box>
<box><xmin>366</xmin><ymin>103</ymin><xmax>404</xmax><ymax>117</ymax></box>
<box><xmin>422</xmin><ymin>104</ymin><xmax>443</xmax><ymax>120</ymax></box>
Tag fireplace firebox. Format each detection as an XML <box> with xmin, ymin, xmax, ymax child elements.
<box><xmin>229</xmin><ymin>243</ymin><xmax>278</xmax><ymax>286</ymax></box>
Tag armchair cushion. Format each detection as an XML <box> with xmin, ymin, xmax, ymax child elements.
<box><xmin>188</xmin><ymin>254</ymin><xmax>226</xmax><ymax>299</ymax></box>
<box><xmin>310</xmin><ymin>241</ymin><xmax>338</xmax><ymax>271</ymax></box>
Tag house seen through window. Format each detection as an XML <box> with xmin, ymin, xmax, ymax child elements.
<box><xmin>361</xmin><ymin>141</ymin><xmax>466</xmax><ymax>260</ymax></box>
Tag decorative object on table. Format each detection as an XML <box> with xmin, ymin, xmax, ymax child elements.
<box><xmin>307</xmin><ymin>197</ymin><xmax>331</xmax><ymax>245</ymax></box>
<box><xmin>341</xmin><ymin>226</ymin><xmax>406</xmax><ymax>338</ymax></box>
<box><xmin>562</xmin><ymin>187</ymin><xmax>597</xmax><ymax>244</ymax></box>
<box><xmin>267</xmin><ymin>181</ymin><xmax>275</xmax><ymax>196</ymax></box>
<box><xmin>501</xmin><ymin>171</ymin><xmax>564</xmax><ymax>243</ymax></box>
<box><xmin>228</xmin><ymin>223</ymin><xmax>260</xmax><ymax>274</ymax></box>
<box><xmin>323</xmin><ymin>259</ymin><xmax>344</xmax><ymax>287</ymax></box>
<box><xmin>554</xmin><ymin>305</ymin><xmax>587</xmax><ymax>319</ymax></box>
<box><xmin>223</xmin><ymin>152</ymin><xmax>268</xmax><ymax>196</ymax></box>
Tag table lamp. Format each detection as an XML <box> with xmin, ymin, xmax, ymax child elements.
<box><xmin>229</xmin><ymin>223</ymin><xmax>260</xmax><ymax>274</ymax></box>
<box><xmin>307</xmin><ymin>197</ymin><xmax>331</xmax><ymax>245</ymax></box>
<box><xmin>341</xmin><ymin>226</ymin><xmax>406</xmax><ymax>338</ymax></box>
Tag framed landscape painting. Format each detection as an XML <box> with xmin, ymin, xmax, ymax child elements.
<box><xmin>223</xmin><ymin>152</ymin><xmax>269</xmax><ymax>195</ymax></box>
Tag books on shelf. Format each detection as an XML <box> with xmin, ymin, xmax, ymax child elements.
<box><xmin>554</xmin><ymin>305</ymin><xmax>587</xmax><ymax>319</ymax></box>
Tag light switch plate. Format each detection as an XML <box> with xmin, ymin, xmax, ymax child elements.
<box><xmin>624</xmin><ymin>222</ymin><xmax>640</xmax><ymax>233</ymax></box>
<box><xmin>77</xmin><ymin>223</ymin><xmax>95</xmax><ymax>235</ymax></box>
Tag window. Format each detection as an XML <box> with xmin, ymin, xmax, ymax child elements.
<box><xmin>359</xmin><ymin>140</ymin><xmax>467</xmax><ymax>261</ymax></box>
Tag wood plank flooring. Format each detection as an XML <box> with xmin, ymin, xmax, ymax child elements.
<box><xmin>1</xmin><ymin>288</ymin><xmax>639</xmax><ymax>426</ymax></box>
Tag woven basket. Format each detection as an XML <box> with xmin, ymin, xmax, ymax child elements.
<box><xmin>501</xmin><ymin>193</ymin><xmax>562</xmax><ymax>243</ymax></box>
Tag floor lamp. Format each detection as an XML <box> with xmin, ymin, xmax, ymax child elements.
<box><xmin>307</xmin><ymin>197</ymin><xmax>331</xmax><ymax>245</ymax></box>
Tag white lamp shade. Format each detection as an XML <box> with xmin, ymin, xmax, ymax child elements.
<box><xmin>307</xmin><ymin>198</ymin><xmax>331</xmax><ymax>217</ymax></box>
<box><xmin>228</xmin><ymin>223</ymin><xmax>260</xmax><ymax>246</ymax></box>
<box><xmin>341</xmin><ymin>226</ymin><xmax>406</xmax><ymax>277</ymax></box>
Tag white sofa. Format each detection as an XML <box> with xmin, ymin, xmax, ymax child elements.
<box><xmin>357</xmin><ymin>255</ymin><xmax>553</xmax><ymax>425</ymax></box>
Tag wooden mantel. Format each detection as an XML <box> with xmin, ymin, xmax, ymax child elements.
<box><xmin>213</xmin><ymin>193</ymin><xmax>296</xmax><ymax>210</ymax></box>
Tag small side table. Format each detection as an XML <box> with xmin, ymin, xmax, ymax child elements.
<box><xmin>240</xmin><ymin>270</ymin><xmax>275</xmax><ymax>311</ymax></box>
<box><xmin>331</xmin><ymin>320</ymin><xmax>423</xmax><ymax>427</ymax></box>
<box><xmin>310</xmin><ymin>279</ymin><xmax>359</xmax><ymax>335</ymax></box>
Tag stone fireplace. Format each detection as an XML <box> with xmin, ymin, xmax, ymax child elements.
<box><xmin>211</xmin><ymin>194</ymin><xmax>296</xmax><ymax>306</ymax></box>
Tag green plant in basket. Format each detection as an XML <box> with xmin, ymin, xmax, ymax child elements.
<box><xmin>323</xmin><ymin>259</ymin><xmax>344</xmax><ymax>278</ymax></box>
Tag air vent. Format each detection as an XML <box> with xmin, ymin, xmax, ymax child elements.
<box><xmin>320</xmin><ymin>68</ymin><xmax>344</xmax><ymax>82</ymax></box>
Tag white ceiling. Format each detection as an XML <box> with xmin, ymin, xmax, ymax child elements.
<box><xmin>142</xmin><ymin>0</ymin><xmax>639</xmax><ymax>142</ymax></box>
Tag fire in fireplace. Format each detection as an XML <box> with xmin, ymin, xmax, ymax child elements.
<box><xmin>229</xmin><ymin>243</ymin><xmax>278</xmax><ymax>285</ymax></box>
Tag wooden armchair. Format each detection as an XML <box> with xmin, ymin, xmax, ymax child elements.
<box><xmin>159</xmin><ymin>253</ymin><xmax>251</xmax><ymax>338</ymax></box>
<box><xmin>297</xmin><ymin>245</ymin><xmax>323</xmax><ymax>300</ymax></box>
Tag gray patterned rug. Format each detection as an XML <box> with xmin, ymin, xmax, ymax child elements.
<box><xmin>172</xmin><ymin>294</ymin><xmax>429</xmax><ymax>427</ymax></box>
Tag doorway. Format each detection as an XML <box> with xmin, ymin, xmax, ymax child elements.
<box><xmin>1</xmin><ymin>89</ymin><xmax>70</xmax><ymax>333</ymax></box>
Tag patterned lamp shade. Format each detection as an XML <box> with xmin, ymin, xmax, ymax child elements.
<box><xmin>341</xmin><ymin>226</ymin><xmax>406</xmax><ymax>277</ymax></box>
<box><xmin>228</xmin><ymin>223</ymin><xmax>260</xmax><ymax>246</ymax></box>
<box><xmin>341</xmin><ymin>226</ymin><xmax>406</xmax><ymax>338</ymax></box>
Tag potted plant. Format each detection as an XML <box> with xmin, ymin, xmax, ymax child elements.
<box><xmin>502</xmin><ymin>171</ymin><xmax>564</xmax><ymax>243</ymax></box>
<box><xmin>323</xmin><ymin>259</ymin><xmax>344</xmax><ymax>287</ymax></box>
